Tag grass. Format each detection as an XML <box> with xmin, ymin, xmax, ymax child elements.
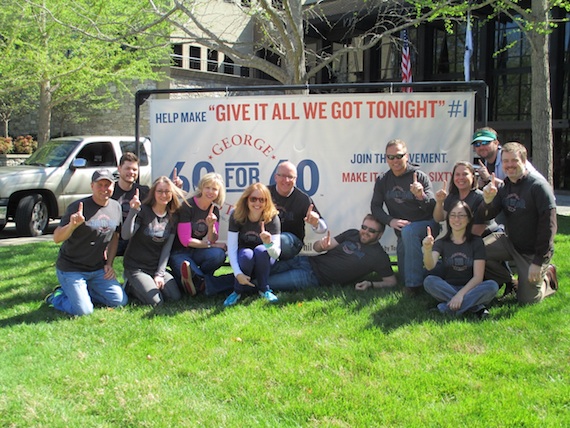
<box><xmin>1</xmin><ymin>217</ymin><xmax>570</xmax><ymax>427</ymax></box>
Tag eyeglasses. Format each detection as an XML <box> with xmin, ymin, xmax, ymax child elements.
<box><xmin>156</xmin><ymin>189</ymin><xmax>172</xmax><ymax>195</ymax></box>
<box><xmin>249</xmin><ymin>196</ymin><xmax>266</xmax><ymax>203</ymax></box>
<box><xmin>386</xmin><ymin>153</ymin><xmax>406</xmax><ymax>160</ymax></box>
<box><xmin>276</xmin><ymin>173</ymin><xmax>296</xmax><ymax>180</ymax></box>
<box><xmin>361</xmin><ymin>224</ymin><xmax>380</xmax><ymax>234</ymax></box>
<box><xmin>448</xmin><ymin>213</ymin><xmax>468</xmax><ymax>219</ymax></box>
<box><xmin>473</xmin><ymin>140</ymin><xmax>492</xmax><ymax>148</ymax></box>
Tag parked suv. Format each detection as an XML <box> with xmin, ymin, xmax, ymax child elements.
<box><xmin>0</xmin><ymin>136</ymin><xmax>151</xmax><ymax>236</ymax></box>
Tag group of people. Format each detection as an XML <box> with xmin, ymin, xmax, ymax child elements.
<box><xmin>45</xmin><ymin>128</ymin><xmax>559</xmax><ymax>319</ymax></box>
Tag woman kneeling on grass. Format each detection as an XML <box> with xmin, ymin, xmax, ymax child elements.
<box><xmin>223</xmin><ymin>183</ymin><xmax>281</xmax><ymax>307</ymax></box>
<box><xmin>422</xmin><ymin>200</ymin><xmax>498</xmax><ymax>319</ymax></box>
<box><xmin>122</xmin><ymin>176</ymin><xmax>184</xmax><ymax>306</ymax></box>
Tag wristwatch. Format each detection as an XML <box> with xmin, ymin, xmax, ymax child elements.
<box><xmin>207</xmin><ymin>240</ymin><xmax>211</xmax><ymax>248</ymax></box>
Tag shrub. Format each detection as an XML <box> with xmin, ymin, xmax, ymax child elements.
<box><xmin>0</xmin><ymin>137</ymin><xmax>13</xmax><ymax>154</ymax></box>
<box><xmin>12</xmin><ymin>135</ymin><xmax>38</xmax><ymax>154</ymax></box>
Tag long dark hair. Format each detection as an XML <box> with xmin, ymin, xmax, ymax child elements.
<box><xmin>443</xmin><ymin>200</ymin><xmax>474</xmax><ymax>242</ymax></box>
<box><xmin>449</xmin><ymin>161</ymin><xmax>477</xmax><ymax>194</ymax></box>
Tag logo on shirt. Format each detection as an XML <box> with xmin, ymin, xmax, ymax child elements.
<box><xmin>341</xmin><ymin>241</ymin><xmax>365</xmax><ymax>259</ymax></box>
<box><xmin>387</xmin><ymin>186</ymin><xmax>413</xmax><ymax>204</ymax></box>
<box><xmin>448</xmin><ymin>251</ymin><xmax>470</xmax><ymax>272</ymax></box>
<box><xmin>504</xmin><ymin>193</ymin><xmax>526</xmax><ymax>213</ymax></box>
<box><xmin>86</xmin><ymin>214</ymin><xmax>117</xmax><ymax>235</ymax></box>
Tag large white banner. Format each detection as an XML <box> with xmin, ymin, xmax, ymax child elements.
<box><xmin>150</xmin><ymin>92</ymin><xmax>474</xmax><ymax>254</ymax></box>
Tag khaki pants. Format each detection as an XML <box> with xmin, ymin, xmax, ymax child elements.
<box><xmin>483</xmin><ymin>232</ymin><xmax>553</xmax><ymax>304</ymax></box>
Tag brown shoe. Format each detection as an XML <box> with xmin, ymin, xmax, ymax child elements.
<box><xmin>403</xmin><ymin>286</ymin><xmax>423</xmax><ymax>297</ymax></box>
<box><xmin>546</xmin><ymin>264</ymin><xmax>558</xmax><ymax>290</ymax></box>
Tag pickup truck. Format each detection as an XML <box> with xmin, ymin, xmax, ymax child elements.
<box><xmin>0</xmin><ymin>136</ymin><xmax>151</xmax><ymax>236</ymax></box>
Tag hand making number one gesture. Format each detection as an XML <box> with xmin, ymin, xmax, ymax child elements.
<box><xmin>410</xmin><ymin>172</ymin><xmax>424</xmax><ymax>200</ymax></box>
<box><xmin>129</xmin><ymin>188</ymin><xmax>141</xmax><ymax>210</ymax></box>
<box><xmin>422</xmin><ymin>225</ymin><xmax>434</xmax><ymax>250</ymax></box>
<box><xmin>482</xmin><ymin>173</ymin><xmax>498</xmax><ymax>204</ymax></box>
<box><xmin>435</xmin><ymin>180</ymin><xmax>448</xmax><ymax>203</ymax></box>
<box><xmin>70</xmin><ymin>202</ymin><xmax>85</xmax><ymax>228</ymax></box>
<box><xmin>304</xmin><ymin>203</ymin><xmax>319</xmax><ymax>227</ymax></box>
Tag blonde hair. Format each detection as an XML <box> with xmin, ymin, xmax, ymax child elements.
<box><xmin>232</xmin><ymin>182</ymin><xmax>278</xmax><ymax>224</ymax></box>
<box><xmin>194</xmin><ymin>172</ymin><xmax>226</xmax><ymax>206</ymax></box>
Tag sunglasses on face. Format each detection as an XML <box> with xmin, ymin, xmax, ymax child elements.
<box><xmin>473</xmin><ymin>140</ymin><xmax>492</xmax><ymax>148</ymax></box>
<box><xmin>386</xmin><ymin>153</ymin><xmax>406</xmax><ymax>160</ymax></box>
<box><xmin>361</xmin><ymin>224</ymin><xmax>380</xmax><ymax>234</ymax></box>
<box><xmin>249</xmin><ymin>196</ymin><xmax>266</xmax><ymax>203</ymax></box>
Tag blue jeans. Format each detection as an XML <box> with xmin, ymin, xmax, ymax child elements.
<box><xmin>55</xmin><ymin>268</ymin><xmax>128</xmax><ymax>316</ymax></box>
<box><xmin>423</xmin><ymin>275</ymin><xmax>499</xmax><ymax>314</ymax></box>
<box><xmin>267</xmin><ymin>256</ymin><xmax>319</xmax><ymax>291</ymax></box>
<box><xmin>169</xmin><ymin>247</ymin><xmax>226</xmax><ymax>285</ymax></box>
<box><xmin>233</xmin><ymin>245</ymin><xmax>275</xmax><ymax>294</ymax></box>
<box><xmin>397</xmin><ymin>219</ymin><xmax>439</xmax><ymax>287</ymax></box>
<box><xmin>278</xmin><ymin>232</ymin><xmax>303</xmax><ymax>261</ymax></box>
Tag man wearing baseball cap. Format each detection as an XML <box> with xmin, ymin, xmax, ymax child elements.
<box><xmin>472</xmin><ymin>127</ymin><xmax>539</xmax><ymax>186</ymax></box>
<box><xmin>46</xmin><ymin>169</ymin><xmax>127</xmax><ymax>316</ymax></box>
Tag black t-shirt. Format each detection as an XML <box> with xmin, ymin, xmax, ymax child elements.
<box><xmin>309</xmin><ymin>229</ymin><xmax>394</xmax><ymax>286</ymax></box>
<box><xmin>228</xmin><ymin>213</ymin><xmax>280</xmax><ymax>249</ymax></box>
<box><xmin>268</xmin><ymin>185</ymin><xmax>322</xmax><ymax>241</ymax></box>
<box><xmin>56</xmin><ymin>197</ymin><xmax>122</xmax><ymax>272</ymax></box>
<box><xmin>171</xmin><ymin>197</ymin><xmax>221</xmax><ymax>251</ymax></box>
<box><xmin>433</xmin><ymin>236</ymin><xmax>485</xmax><ymax>286</ymax></box>
<box><xmin>123</xmin><ymin>205</ymin><xmax>178</xmax><ymax>274</ymax></box>
<box><xmin>112</xmin><ymin>183</ymin><xmax>150</xmax><ymax>223</ymax></box>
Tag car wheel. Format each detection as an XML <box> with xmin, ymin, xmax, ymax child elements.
<box><xmin>15</xmin><ymin>194</ymin><xmax>49</xmax><ymax>237</ymax></box>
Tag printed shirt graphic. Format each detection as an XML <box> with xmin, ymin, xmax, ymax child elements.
<box><xmin>310</xmin><ymin>229</ymin><xmax>393</xmax><ymax>286</ymax></box>
<box><xmin>172</xmin><ymin>199</ymin><xmax>220</xmax><ymax>251</ymax></box>
<box><xmin>123</xmin><ymin>205</ymin><xmax>177</xmax><ymax>273</ymax></box>
<box><xmin>433</xmin><ymin>236</ymin><xmax>485</xmax><ymax>286</ymax></box>
<box><xmin>229</xmin><ymin>213</ymin><xmax>280</xmax><ymax>250</ymax></box>
<box><xmin>56</xmin><ymin>197</ymin><xmax>122</xmax><ymax>272</ymax></box>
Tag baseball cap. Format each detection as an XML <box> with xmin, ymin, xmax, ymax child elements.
<box><xmin>472</xmin><ymin>129</ymin><xmax>497</xmax><ymax>144</ymax></box>
<box><xmin>92</xmin><ymin>169</ymin><xmax>116</xmax><ymax>183</ymax></box>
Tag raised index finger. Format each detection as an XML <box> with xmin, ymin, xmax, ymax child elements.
<box><xmin>172</xmin><ymin>167</ymin><xmax>178</xmax><ymax>181</ymax></box>
<box><xmin>306</xmin><ymin>203</ymin><xmax>314</xmax><ymax>218</ymax></box>
<box><xmin>490</xmin><ymin>173</ymin><xmax>496</xmax><ymax>187</ymax></box>
<box><xmin>260</xmin><ymin>221</ymin><xmax>265</xmax><ymax>233</ymax></box>
<box><xmin>441</xmin><ymin>180</ymin><xmax>447</xmax><ymax>191</ymax></box>
<box><xmin>134</xmin><ymin>188</ymin><xmax>139</xmax><ymax>198</ymax></box>
<box><xmin>77</xmin><ymin>202</ymin><xmax>83</xmax><ymax>214</ymax></box>
<box><xmin>426</xmin><ymin>226</ymin><xmax>432</xmax><ymax>237</ymax></box>
<box><xmin>413</xmin><ymin>172</ymin><xmax>418</xmax><ymax>183</ymax></box>
<box><xmin>209</xmin><ymin>204</ymin><xmax>215</xmax><ymax>215</ymax></box>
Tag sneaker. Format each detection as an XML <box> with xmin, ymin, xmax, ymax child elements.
<box><xmin>261</xmin><ymin>290</ymin><xmax>278</xmax><ymax>303</ymax></box>
<box><xmin>180</xmin><ymin>261</ymin><xmax>196</xmax><ymax>296</ymax></box>
<box><xmin>223</xmin><ymin>291</ymin><xmax>241</xmax><ymax>307</ymax></box>
<box><xmin>546</xmin><ymin>264</ymin><xmax>558</xmax><ymax>290</ymax></box>
<box><xmin>475</xmin><ymin>307</ymin><xmax>490</xmax><ymax>320</ymax></box>
<box><xmin>44</xmin><ymin>286</ymin><xmax>63</xmax><ymax>307</ymax></box>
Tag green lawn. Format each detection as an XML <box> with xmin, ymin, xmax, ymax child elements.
<box><xmin>1</xmin><ymin>217</ymin><xmax>569</xmax><ymax>427</ymax></box>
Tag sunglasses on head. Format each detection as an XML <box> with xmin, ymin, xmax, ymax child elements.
<box><xmin>249</xmin><ymin>196</ymin><xmax>266</xmax><ymax>203</ymax></box>
<box><xmin>386</xmin><ymin>153</ymin><xmax>406</xmax><ymax>160</ymax></box>
<box><xmin>361</xmin><ymin>224</ymin><xmax>380</xmax><ymax>234</ymax></box>
<box><xmin>473</xmin><ymin>140</ymin><xmax>492</xmax><ymax>148</ymax></box>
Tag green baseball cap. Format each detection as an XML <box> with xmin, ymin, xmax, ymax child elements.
<box><xmin>472</xmin><ymin>129</ymin><xmax>497</xmax><ymax>144</ymax></box>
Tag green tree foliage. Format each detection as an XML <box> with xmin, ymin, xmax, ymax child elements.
<box><xmin>0</xmin><ymin>0</ymin><xmax>170</xmax><ymax>145</ymax></box>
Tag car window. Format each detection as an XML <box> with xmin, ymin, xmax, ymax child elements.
<box><xmin>76</xmin><ymin>142</ymin><xmax>117</xmax><ymax>167</ymax></box>
<box><xmin>120</xmin><ymin>141</ymin><xmax>149</xmax><ymax>166</ymax></box>
<box><xmin>24</xmin><ymin>140</ymin><xmax>79</xmax><ymax>167</ymax></box>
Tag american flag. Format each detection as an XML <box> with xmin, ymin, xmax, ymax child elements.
<box><xmin>401</xmin><ymin>29</ymin><xmax>412</xmax><ymax>93</ymax></box>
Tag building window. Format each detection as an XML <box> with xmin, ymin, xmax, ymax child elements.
<box><xmin>223</xmin><ymin>56</ymin><xmax>235</xmax><ymax>75</ymax></box>
<box><xmin>172</xmin><ymin>44</ymin><xmax>183</xmax><ymax>68</ymax></box>
<box><xmin>207</xmin><ymin>49</ymin><xmax>219</xmax><ymax>72</ymax></box>
<box><xmin>189</xmin><ymin>46</ymin><xmax>201</xmax><ymax>70</ymax></box>
<box><xmin>492</xmin><ymin>20</ymin><xmax>531</xmax><ymax>121</ymax></box>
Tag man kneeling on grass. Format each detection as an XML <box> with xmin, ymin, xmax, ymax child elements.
<box><xmin>266</xmin><ymin>214</ymin><xmax>397</xmax><ymax>291</ymax></box>
<box><xmin>45</xmin><ymin>170</ymin><xmax>128</xmax><ymax>316</ymax></box>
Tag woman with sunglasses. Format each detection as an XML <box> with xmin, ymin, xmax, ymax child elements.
<box><xmin>122</xmin><ymin>176</ymin><xmax>184</xmax><ymax>306</ymax></box>
<box><xmin>223</xmin><ymin>183</ymin><xmax>281</xmax><ymax>306</ymax></box>
<box><xmin>422</xmin><ymin>200</ymin><xmax>498</xmax><ymax>319</ymax></box>
<box><xmin>168</xmin><ymin>172</ymin><xmax>227</xmax><ymax>296</ymax></box>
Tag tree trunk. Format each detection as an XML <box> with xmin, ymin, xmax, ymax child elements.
<box><xmin>529</xmin><ymin>0</ymin><xmax>553</xmax><ymax>186</ymax></box>
<box><xmin>38</xmin><ymin>80</ymin><xmax>52</xmax><ymax>147</ymax></box>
